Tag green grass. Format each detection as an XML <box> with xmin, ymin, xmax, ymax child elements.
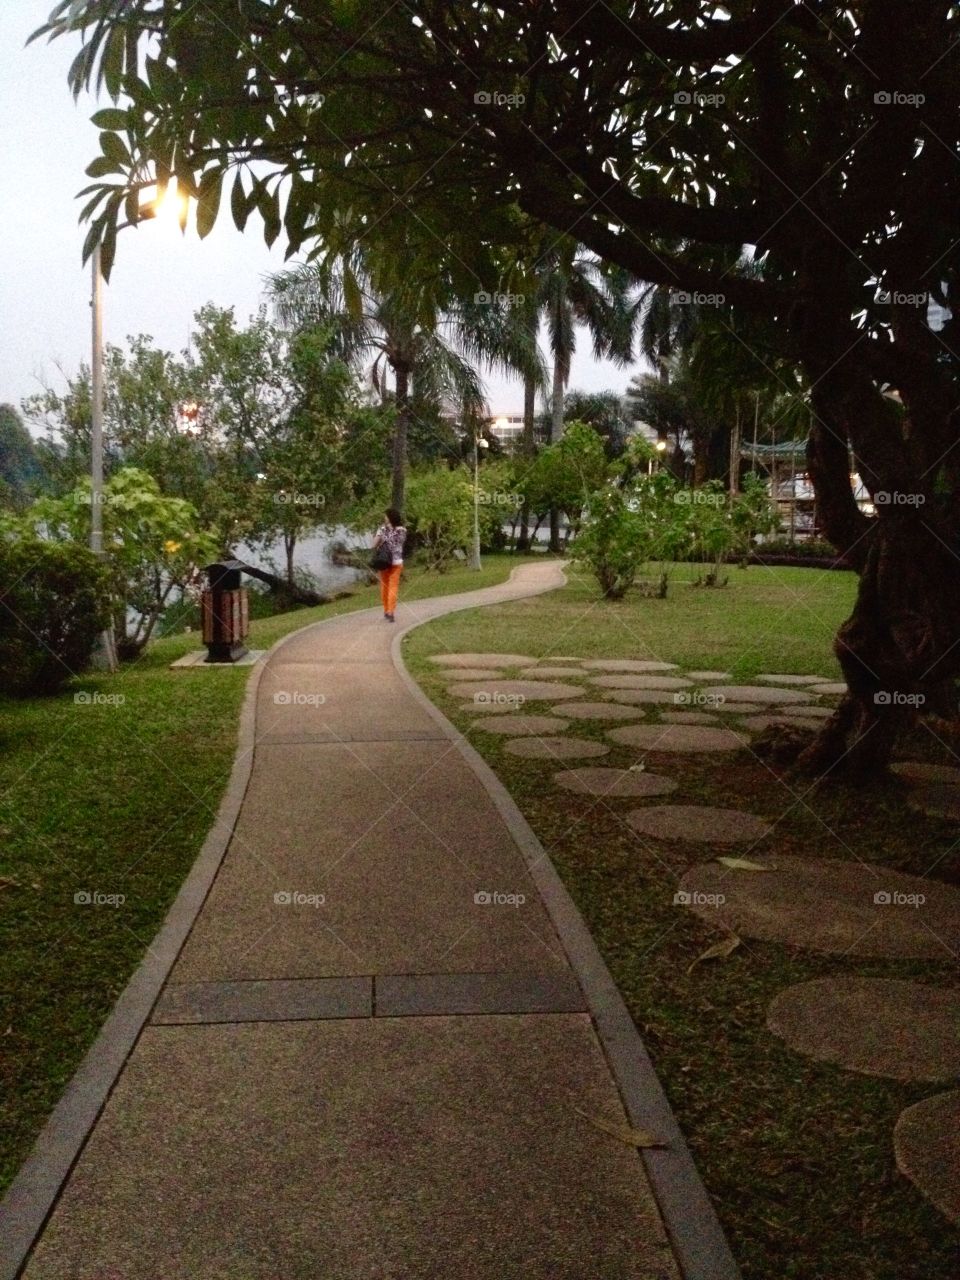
<box><xmin>0</xmin><ymin>553</ymin><xmax>532</xmax><ymax>1195</ymax></box>
<box><xmin>404</xmin><ymin>561</ymin><xmax>960</xmax><ymax>1280</ymax></box>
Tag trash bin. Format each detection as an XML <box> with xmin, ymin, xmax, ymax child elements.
<box><xmin>202</xmin><ymin>559</ymin><xmax>250</xmax><ymax>663</ymax></box>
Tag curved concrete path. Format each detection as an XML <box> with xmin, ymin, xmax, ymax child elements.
<box><xmin>4</xmin><ymin>564</ymin><xmax>735</xmax><ymax>1280</ymax></box>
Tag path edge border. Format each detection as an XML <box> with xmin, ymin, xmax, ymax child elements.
<box><xmin>391</xmin><ymin>584</ymin><xmax>742</xmax><ymax>1280</ymax></box>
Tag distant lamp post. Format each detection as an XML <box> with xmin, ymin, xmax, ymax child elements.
<box><xmin>649</xmin><ymin>438</ymin><xmax>668</xmax><ymax>475</ymax></box>
<box><xmin>89</xmin><ymin>182</ymin><xmax>191</xmax><ymax>671</ymax></box>
<box><xmin>471</xmin><ymin>430</ymin><xmax>491</xmax><ymax>570</ymax></box>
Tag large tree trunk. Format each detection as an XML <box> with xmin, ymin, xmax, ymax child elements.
<box><xmin>549</xmin><ymin>357</ymin><xmax>564</xmax><ymax>552</ymax></box>
<box><xmin>391</xmin><ymin>361</ymin><xmax>410</xmax><ymax>512</ymax></box>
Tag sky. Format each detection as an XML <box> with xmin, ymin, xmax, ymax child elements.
<box><xmin>0</xmin><ymin>3</ymin><xmax>644</xmax><ymax>433</ymax></box>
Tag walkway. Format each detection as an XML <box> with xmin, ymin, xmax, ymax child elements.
<box><xmin>12</xmin><ymin>564</ymin><xmax>704</xmax><ymax>1279</ymax></box>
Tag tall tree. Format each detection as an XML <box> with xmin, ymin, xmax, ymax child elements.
<box><xmin>0</xmin><ymin>405</ymin><xmax>45</xmax><ymax>510</ymax></box>
<box><xmin>47</xmin><ymin>2</ymin><xmax>960</xmax><ymax>775</ymax></box>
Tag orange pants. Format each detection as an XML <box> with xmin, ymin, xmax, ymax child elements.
<box><xmin>379</xmin><ymin>564</ymin><xmax>402</xmax><ymax>614</ymax></box>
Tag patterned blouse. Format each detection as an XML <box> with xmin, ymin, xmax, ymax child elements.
<box><xmin>376</xmin><ymin>523</ymin><xmax>407</xmax><ymax>565</ymax></box>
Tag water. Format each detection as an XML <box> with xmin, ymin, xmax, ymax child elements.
<box><xmin>235</xmin><ymin>526</ymin><xmax>366</xmax><ymax>594</ymax></box>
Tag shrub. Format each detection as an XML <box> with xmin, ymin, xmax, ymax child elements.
<box><xmin>0</xmin><ymin>536</ymin><xmax>111</xmax><ymax>695</ymax></box>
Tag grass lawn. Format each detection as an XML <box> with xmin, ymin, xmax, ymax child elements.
<box><xmin>0</xmin><ymin>553</ymin><xmax>533</xmax><ymax>1196</ymax></box>
<box><xmin>404</xmin><ymin>561</ymin><xmax>960</xmax><ymax>1280</ymax></box>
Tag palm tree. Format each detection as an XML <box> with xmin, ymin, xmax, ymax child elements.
<box><xmin>266</xmin><ymin>249</ymin><xmax>544</xmax><ymax>511</ymax></box>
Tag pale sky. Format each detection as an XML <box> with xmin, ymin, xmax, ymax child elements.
<box><xmin>0</xmin><ymin>3</ymin><xmax>643</xmax><ymax>431</ymax></box>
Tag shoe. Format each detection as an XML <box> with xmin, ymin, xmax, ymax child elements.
<box><xmin>387</xmin><ymin>613</ymin><xmax>395</xmax><ymax>622</ymax></box>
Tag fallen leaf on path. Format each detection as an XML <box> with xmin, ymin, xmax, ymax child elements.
<box><xmin>687</xmin><ymin>934</ymin><xmax>741</xmax><ymax>974</ymax></box>
<box><xmin>715</xmin><ymin>857</ymin><xmax>774</xmax><ymax>872</ymax></box>
<box><xmin>0</xmin><ymin>877</ymin><xmax>20</xmax><ymax>891</ymax></box>
<box><xmin>575</xmin><ymin>1107</ymin><xmax>667</xmax><ymax>1149</ymax></box>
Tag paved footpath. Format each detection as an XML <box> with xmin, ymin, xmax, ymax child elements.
<box><xmin>13</xmin><ymin>563</ymin><xmax>709</xmax><ymax>1279</ymax></box>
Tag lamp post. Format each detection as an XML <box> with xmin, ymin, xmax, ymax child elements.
<box><xmin>470</xmin><ymin>427</ymin><xmax>490</xmax><ymax>571</ymax></box>
<box><xmin>649</xmin><ymin>438</ymin><xmax>667</xmax><ymax>475</ymax></box>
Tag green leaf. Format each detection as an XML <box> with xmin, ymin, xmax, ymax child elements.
<box><xmin>91</xmin><ymin>108</ymin><xmax>128</xmax><ymax>130</ymax></box>
<box><xmin>85</xmin><ymin>156</ymin><xmax>121</xmax><ymax>178</ymax></box>
<box><xmin>230</xmin><ymin>171</ymin><xmax>247</xmax><ymax>231</ymax></box>
<box><xmin>100</xmin><ymin>132</ymin><xmax>130</xmax><ymax>167</ymax></box>
<box><xmin>196</xmin><ymin>170</ymin><xmax>223</xmax><ymax>239</ymax></box>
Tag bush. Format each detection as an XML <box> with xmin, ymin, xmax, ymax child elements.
<box><xmin>0</xmin><ymin>536</ymin><xmax>111</xmax><ymax>695</ymax></box>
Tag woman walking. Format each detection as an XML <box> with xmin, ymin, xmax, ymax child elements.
<box><xmin>373</xmin><ymin>508</ymin><xmax>407</xmax><ymax>622</ymax></box>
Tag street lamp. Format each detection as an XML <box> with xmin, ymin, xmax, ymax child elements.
<box><xmin>89</xmin><ymin>183</ymin><xmax>189</xmax><ymax>670</ymax></box>
<box><xmin>470</xmin><ymin>428</ymin><xmax>490</xmax><ymax>571</ymax></box>
<box><xmin>648</xmin><ymin>438</ymin><xmax>668</xmax><ymax>475</ymax></box>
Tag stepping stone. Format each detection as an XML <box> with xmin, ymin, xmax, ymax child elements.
<box><xmin>582</xmin><ymin>659</ymin><xmax>678</xmax><ymax>672</ymax></box>
<box><xmin>677</xmin><ymin>855</ymin><xmax>960</xmax><ymax>958</ymax></box>
<box><xmin>553</xmin><ymin>767</ymin><xmax>677</xmax><ymax>798</ymax></box>
<box><xmin>439</xmin><ymin>668</ymin><xmax>505</xmax><ymax>681</ymax></box>
<box><xmin>504</xmin><ymin>737</ymin><xmax>609</xmax><ymax>760</ymax></box>
<box><xmin>756</xmin><ymin>674</ymin><xmax>828</xmax><ymax>686</ymax></box>
<box><xmin>709</xmin><ymin>701</ymin><xmax>764</xmax><ymax>714</ymax></box>
<box><xmin>603</xmin><ymin>688</ymin><xmax>693</xmax><ymax>706</ymax></box>
<box><xmin>431</xmin><ymin>653</ymin><xmax>535</xmax><ymax>668</ymax></box>
<box><xmin>470</xmin><ymin>715</ymin><xmax>570</xmax><ymax>736</ymax></box>
<box><xmin>457</xmin><ymin>702</ymin><xmax>504</xmax><ymax>714</ymax></box>
<box><xmin>775</xmin><ymin>705</ymin><xmax>833</xmax><ymax>719</ymax></box>
<box><xmin>892</xmin><ymin>761</ymin><xmax>960</xmax><ymax>786</ymax></box>
<box><xmin>530</xmin><ymin>656</ymin><xmax>583</xmax><ymax>663</ymax></box>
<box><xmin>590</xmin><ymin>674</ymin><xmax>693</xmax><ymax>691</ymax></box>
<box><xmin>519</xmin><ymin>666</ymin><xmax>589</xmax><ymax>679</ymax></box>
<box><xmin>685</xmin><ymin>670</ymin><xmax>732</xmax><ymax>681</ymax></box>
<box><xmin>700</xmin><ymin>684</ymin><xmax>814</xmax><ymax>705</ymax></box>
<box><xmin>660</xmin><ymin>711</ymin><xmax>720</xmax><ymax>725</ymax></box>
<box><xmin>894</xmin><ymin>1091</ymin><xmax>960</xmax><ymax>1223</ymax></box>
<box><xmin>767</xmin><ymin>977</ymin><xmax>960</xmax><ymax>1082</ymax></box>
<box><xmin>448</xmin><ymin>680</ymin><xmax>588</xmax><ymax>703</ymax></box>
<box><xmin>607</xmin><ymin>724</ymin><xmax>749</xmax><ymax>754</ymax></box>
<box><xmin>670</xmin><ymin>691</ymin><xmax>730</xmax><ymax>711</ymax></box>
<box><xmin>549</xmin><ymin>701</ymin><xmax>646</xmax><ymax>721</ymax></box>
<box><xmin>809</xmin><ymin>682</ymin><xmax>847</xmax><ymax>696</ymax></box>
<box><xmin>743</xmin><ymin>715</ymin><xmax>824</xmax><ymax>733</ymax></box>
<box><xmin>908</xmin><ymin>784</ymin><xmax>960</xmax><ymax>821</ymax></box>
<box><xmin>627</xmin><ymin>805</ymin><xmax>772</xmax><ymax>843</ymax></box>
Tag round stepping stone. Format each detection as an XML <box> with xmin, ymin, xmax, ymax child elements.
<box><xmin>440</xmin><ymin>668</ymin><xmax>505</xmax><ymax>681</ymax></box>
<box><xmin>685</xmin><ymin>670</ymin><xmax>732</xmax><ymax>681</ymax></box>
<box><xmin>607</xmin><ymin>724</ymin><xmax>749</xmax><ymax>753</ymax></box>
<box><xmin>700</xmin><ymin>684</ymin><xmax>814</xmax><ymax>705</ymax></box>
<box><xmin>627</xmin><ymin>805</ymin><xmax>772</xmax><ymax>843</ymax></box>
<box><xmin>809</xmin><ymin>682</ymin><xmax>847</xmax><ymax>696</ymax></box>
<box><xmin>767</xmin><ymin>977</ymin><xmax>960</xmax><ymax>1082</ymax></box>
<box><xmin>756</xmin><ymin>674</ymin><xmax>829</xmax><ymax>686</ymax></box>
<box><xmin>743</xmin><ymin>714</ymin><xmax>824</xmax><ymax>733</ymax></box>
<box><xmin>590</xmin><ymin>674</ymin><xmax>693</xmax><ymax>690</ymax></box>
<box><xmin>553</xmin><ymin>767</ymin><xmax>677</xmax><ymax>798</ymax></box>
<box><xmin>908</xmin><ymin>784</ymin><xmax>960</xmax><ymax>821</ymax></box>
<box><xmin>582</xmin><ymin>659</ymin><xmax>678</xmax><ymax>672</ymax></box>
<box><xmin>458</xmin><ymin>702</ymin><xmax>504</xmax><ymax>714</ymax></box>
<box><xmin>504</xmin><ymin>737</ymin><xmax>609</xmax><ymax>760</ymax></box>
<box><xmin>660</xmin><ymin>711</ymin><xmax>720</xmax><ymax>725</ymax></box>
<box><xmin>518</xmin><ymin>666</ymin><xmax>589</xmax><ymax>679</ymax></box>
<box><xmin>431</xmin><ymin>653</ymin><xmax>535</xmax><ymax>668</ymax></box>
<box><xmin>549</xmin><ymin>701</ymin><xmax>646</xmax><ymax>721</ymax></box>
<box><xmin>709</xmin><ymin>701</ymin><xmax>765</xmax><ymax>714</ymax></box>
<box><xmin>892</xmin><ymin>761</ymin><xmax>960</xmax><ymax>786</ymax></box>
<box><xmin>530</xmin><ymin>656</ymin><xmax>583</xmax><ymax>663</ymax></box>
<box><xmin>471</xmin><ymin>715</ymin><xmax>570</xmax><ymax>736</ymax></box>
<box><xmin>678</xmin><ymin>855</ymin><xmax>960</xmax><ymax>958</ymax></box>
<box><xmin>604</xmin><ymin>688</ymin><xmax>692</xmax><ymax>706</ymax></box>
<box><xmin>775</xmin><ymin>705</ymin><xmax>833</xmax><ymax>719</ymax></box>
<box><xmin>894</xmin><ymin>1091</ymin><xmax>960</xmax><ymax>1223</ymax></box>
<box><xmin>448</xmin><ymin>680</ymin><xmax>587</xmax><ymax>703</ymax></box>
